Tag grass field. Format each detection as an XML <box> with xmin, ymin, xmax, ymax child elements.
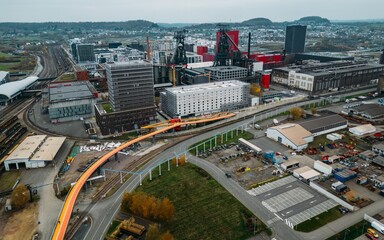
<box><xmin>189</xmin><ymin>131</ymin><xmax>254</xmax><ymax>155</ymax></box>
<box><xmin>135</xmin><ymin>163</ymin><xmax>267</xmax><ymax>240</ymax></box>
<box><xmin>0</xmin><ymin>171</ymin><xmax>22</xmax><ymax>192</ymax></box>
<box><xmin>295</xmin><ymin>206</ymin><xmax>342</xmax><ymax>232</ymax></box>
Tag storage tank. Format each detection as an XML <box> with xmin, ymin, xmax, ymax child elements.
<box><xmin>261</xmin><ymin>73</ymin><xmax>271</xmax><ymax>89</ymax></box>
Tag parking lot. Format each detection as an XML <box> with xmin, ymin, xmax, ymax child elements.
<box><xmin>248</xmin><ymin>176</ymin><xmax>338</xmax><ymax>227</ymax></box>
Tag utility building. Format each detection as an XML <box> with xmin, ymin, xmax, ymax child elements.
<box><xmin>204</xmin><ymin>66</ymin><xmax>248</xmax><ymax>81</ymax></box>
<box><xmin>285</xmin><ymin>25</ymin><xmax>307</xmax><ymax>54</ymax></box>
<box><xmin>95</xmin><ymin>61</ymin><xmax>156</xmax><ymax>135</ymax></box>
<box><xmin>160</xmin><ymin>80</ymin><xmax>249</xmax><ymax>118</ymax></box>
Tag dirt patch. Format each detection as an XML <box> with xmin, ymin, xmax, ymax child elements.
<box><xmin>1</xmin><ymin>202</ymin><xmax>38</xmax><ymax>240</ymax></box>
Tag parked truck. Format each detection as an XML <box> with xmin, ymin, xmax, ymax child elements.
<box><xmin>119</xmin><ymin>217</ymin><xmax>146</xmax><ymax>236</ymax></box>
<box><xmin>371</xmin><ymin>221</ymin><xmax>384</xmax><ymax>234</ymax></box>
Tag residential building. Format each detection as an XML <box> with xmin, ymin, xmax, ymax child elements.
<box><xmin>285</xmin><ymin>25</ymin><xmax>307</xmax><ymax>54</ymax></box>
<box><xmin>95</xmin><ymin>61</ymin><xmax>156</xmax><ymax>135</ymax></box>
<box><xmin>160</xmin><ymin>80</ymin><xmax>249</xmax><ymax>118</ymax></box>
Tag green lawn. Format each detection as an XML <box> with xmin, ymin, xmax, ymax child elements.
<box><xmin>189</xmin><ymin>131</ymin><xmax>254</xmax><ymax>155</ymax></box>
<box><xmin>326</xmin><ymin>220</ymin><xmax>370</xmax><ymax>240</ymax></box>
<box><xmin>295</xmin><ymin>206</ymin><xmax>342</xmax><ymax>232</ymax></box>
<box><xmin>101</xmin><ymin>102</ymin><xmax>113</xmax><ymax>113</ymax></box>
<box><xmin>135</xmin><ymin>163</ymin><xmax>267</xmax><ymax>240</ymax></box>
<box><xmin>0</xmin><ymin>171</ymin><xmax>22</xmax><ymax>192</ymax></box>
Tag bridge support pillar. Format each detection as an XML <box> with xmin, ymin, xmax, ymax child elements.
<box><xmin>159</xmin><ymin>164</ymin><xmax>162</xmax><ymax>176</ymax></box>
<box><xmin>149</xmin><ymin>170</ymin><xmax>152</xmax><ymax>181</ymax></box>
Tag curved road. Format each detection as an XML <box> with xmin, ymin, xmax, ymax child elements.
<box><xmin>51</xmin><ymin>113</ymin><xmax>235</xmax><ymax>240</ymax></box>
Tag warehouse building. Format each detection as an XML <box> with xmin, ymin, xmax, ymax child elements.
<box><xmin>160</xmin><ymin>80</ymin><xmax>250</xmax><ymax>118</ymax></box>
<box><xmin>351</xmin><ymin>104</ymin><xmax>384</xmax><ymax>119</ymax></box>
<box><xmin>266</xmin><ymin>123</ymin><xmax>313</xmax><ymax>150</ymax></box>
<box><xmin>95</xmin><ymin>61</ymin><xmax>156</xmax><ymax>135</ymax></box>
<box><xmin>272</xmin><ymin>61</ymin><xmax>384</xmax><ymax>93</ymax></box>
<box><xmin>45</xmin><ymin>81</ymin><xmax>99</xmax><ymax>123</ymax></box>
<box><xmin>298</xmin><ymin>113</ymin><xmax>348</xmax><ymax>136</ymax></box>
<box><xmin>204</xmin><ymin>66</ymin><xmax>248</xmax><ymax>81</ymax></box>
<box><xmin>4</xmin><ymin>135</ymin><xmax>66</xmax><ymax>171</ymax></box>
<box><xmin>349</xmin><ymin>124</ymin><xmax>376</xmax><ymax>136</ymax></box>
<box><xmin>0</xmin><ymin>76</ymin><xmax>38</xmax><ymax>106</ymax></box>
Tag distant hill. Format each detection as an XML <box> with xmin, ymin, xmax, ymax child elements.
<box><xmin>157</xmin><ymin>23</ymin><xmax>194</xmax><ymax>28</ymax></box>
<box><xmin>0</xmin><ymin>20</ymin><xmax>159</xmax><ymax>32</ymax></box>
<box><xmin>296</xmin><ymin>16</ymin><xmax>330</xmax><ymax>24</ymax></box>
<box><xmin>241</xmin><ymin>18</ymin><xmax>273</xmax><ymax>26</ymax></box>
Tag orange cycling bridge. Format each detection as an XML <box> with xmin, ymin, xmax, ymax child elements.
<box><xmin>52</xmin><ymin>112</ymin><xmax>235</xmax><ymax>240</ymax></box>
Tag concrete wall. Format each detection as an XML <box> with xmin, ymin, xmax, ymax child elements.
<box><xmin>310</xmin><ymin>181</ymin><xmax>357</xmax><ymax>211</ymax></box>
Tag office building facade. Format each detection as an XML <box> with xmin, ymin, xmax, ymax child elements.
<box><xmin>95</xmin><ymin>61</ymin><xmax>156</xmax><ymax>135</ymax></box>
<box><xmin>76</xmin><ymin>44</ymin><xmax>96</xmax><ymax>63</ymax></box>
<box><xmin>285</xmin><ymin>25</ymin><xmax>307</xmax><ymax>54</ymax></box>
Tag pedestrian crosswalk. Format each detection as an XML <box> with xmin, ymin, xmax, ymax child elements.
<box><xmin>267</xmin><ymin>216</ymin><xmax>280</xmax><ymax>225</ymax></box>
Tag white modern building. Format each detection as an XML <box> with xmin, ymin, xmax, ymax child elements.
<box><xmin>266</xmin><ymin>123</ymin><xmax>314</xmax><ymax>150</ymax></box>
<box><xmin>4</xmin><ymin>135</ymin><xmax>66</xmax><ymax>171</ymax></box>
<box><xmin>160</xmin><ymin>80</ymin><xmax>250</xmax><ymax>117</ymax></box>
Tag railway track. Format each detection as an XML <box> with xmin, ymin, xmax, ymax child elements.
<box><xmin>64</xmin><ymin>136</ymin><xmax>191</xmax><ymax>239</ymax></box>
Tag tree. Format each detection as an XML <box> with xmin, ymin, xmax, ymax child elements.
<box><xmin>11</xmin><ymin>184</ymin><xmax>29</xmax><ymax>210</ymax></box>
<box><xmin>146</xmin><ymin>224</ymin><xmax>161</xmax><ymax>240</ymax></box>
<box><xmin>121</xmin><ymin>192</ymin><xmax>133</xmax><ymax>212</ymax></box>
<box><xmin>159</xmin><ymin>198</ymin><xmax>175</xmax><ymax>222</ymax></box>
<box><xmin>311</xmin><ymin>108</ymin><xmax>317</xmax><ymax>115</ymax></box>
<box><xmin>289</xmin><ymin>107</ymin><xmax>303</xmax><ymax>120</ymax></box>
<box><xmin>160</xmin><ymin>230</ymin><xmax>174</xmax><ymax>240</ymax></box>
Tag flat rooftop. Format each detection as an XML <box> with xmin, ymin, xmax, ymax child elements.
<box><xmin>31</xmin><ymin>137</ymin><xmax>66</xmax><ymax>161</ymax></box>
<box><xmin>166</xmin><ymin>80</ymin><xmax>248</xmax><ymax>94</ymax></box>
<box><xmin>49</xmin><ymin>81</ymin><xmax>94</xmax><ymax>103</ymax></box>
<box><xmin>205</xmin><ymin>66</ymin><xmax>247</xmax><ymax>72</ymax></box>
<box><xmin>298</xmin><ymin>114</ymin><xmax>347</xmax><ymax>133</ymax></box>
<box><xmin>7</xmin><ymin>135</ymin><xmax>47</xmax><ymax>160</ymax></box>
<box><xmin>275</xmin><ymin>60</ymin><xmax>384</xmax><ymax>77</ymax></box>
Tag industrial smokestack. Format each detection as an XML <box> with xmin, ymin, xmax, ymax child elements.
<box><xmin>247</xmin><ymin>32</ymin><xmax>251</xmax><ymax>59</ymax></box>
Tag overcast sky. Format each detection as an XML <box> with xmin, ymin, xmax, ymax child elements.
<box><xmin>1</xmin><ymin>0</ymin><xmax>383</xmax><ymax>23</ymax></box>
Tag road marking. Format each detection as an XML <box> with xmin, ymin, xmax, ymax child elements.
<box><xmin>310</xmin><ymin>200</ymin><xmax>317</xmax><ymax>204</ymax></box>
<box><xmin>286</xmin><ymin>185</ymin><xmax>292</xmax><ymax>188</ymax></box>
<box><xmin>265</xmin><ymin>193</ymin><xmax>271</xmax><ymax>197</ymax></box>
<box><xmin>286</xmin><ymin>210</ymin><xmax>293</xmax><ymax>215</ymax></box>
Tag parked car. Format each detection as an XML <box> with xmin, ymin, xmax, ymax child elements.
<box><xmin>365</xmin><ymin>233</ymin><xmax>377</xmax><ymax>240</ymax></box>
<box><xmin>225</xmin><ymin>172</ymin><xmax>232</xmax><ymax>178</ymax></box>
<box><xmin>367</xmin><ymin>228</ymin><xmax>379</xmax><ymax>238</ymax></box>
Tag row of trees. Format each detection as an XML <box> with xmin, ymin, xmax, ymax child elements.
<box><xmin>289</xmin><ymin>107</ymin><xmax>317</xmax><ymax>120</ymax></box>
<box><xmin>121</xmin><ymin>191</ymin><xmax>175</xmax><ymax>222</ymax></box>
